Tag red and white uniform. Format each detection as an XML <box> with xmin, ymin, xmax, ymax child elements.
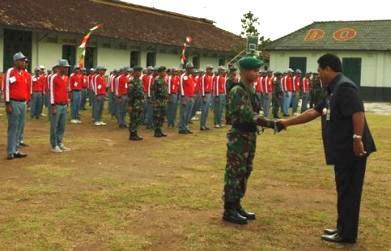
<box><xmin>142</xmin><ymin>74</ymin><xmax>154</xmax><ymax>97</ymax></box>
<box><xmin>282</xmin><ymin>75</ymin><xmax>293</xmax><ymax>92</ymax></box>
<box><xmin>302</xmin><ymin>77</ymin><xmax>310</xmax><ymax>93</ymax></box>
<box><xmin>50</xmin><ymin>74</ymin><xmax>69</xmax><ymax>105</ymax></box>
<box><xmin>213</xmin><ymin>75</ymin><xmax>226</xmax><ymax>96</ymax></box>
<box><xmin>201</xmin><ymin>74</ymin><xmax>213</xmax><ymax>96</ymax></box>
<box><xmin>194</xmin><ymin>75</ymin><xmax>201</xmax><ymax>95</ymax></box>
<box><xmin>31</xmin><ymin>74</ymin><xmax>45</xmax><ymax>93</ymax></box>
<box><xmin>292</xmin><ymin>75</ymin><xmax>301</xmax><ymax>92</ymax></box>
<box><xmin>3</xmin><ymin>67</ymin><xmax>30</xmax><ymax>102</ymax></box>
<box><xmin>115</xmin><ymin>74</ymin><xmax>128</xmax><ymax>96</ymax></box>
<box><xmin>254</xmin><ymin>75</ymin><xmax>264</xmax><ymax>94</ymax></box>
<box><xmin>168</xmin><ymin>75</ymin><xmax>180</xmax><ymax>94</ymax></box>
<box><xmin>109</xmin><ymin>74</ymin><xmax>116</xmax><ymax>94</ymax></box>
<box><xmin>263</xmin><ymin>75</ymin><xmax>273</xmax><ymax>94</ymax></box>
<box><xmin>180</xmin><ymin>73</ymin><xmax>195</xmax><ymax>97</ymax></box>
<box><xmin>95</xmin><ymin>75</ymin><xmax>107</xmax><ymax>96</ymax></box>
<box><xmin>70</xmin><ymin>73</ymin><xmax>83</xmax><ymax>91</ymax></box>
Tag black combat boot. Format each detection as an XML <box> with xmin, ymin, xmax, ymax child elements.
<box><xmin>223</xmin><ymin>202</ymin><xmax>248</xmax><ymax>225</ymax></box>
<box><xmin>236</xmin><ymin>201</ymin><xmax>256</xmax><ymax>220</ymax></box>
<box><xmin>129</xmin><ymin>132</ymin><xmax>137</xmax><ymax>141</ymax></box>
<box><xmin>154</xmin><ymin>128</ymin><xmax>162</xmax><ymax>137</ymax></box>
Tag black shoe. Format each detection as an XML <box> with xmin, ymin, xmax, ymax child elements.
<box><xmin>19</xmin><ymin>142</ymin><xmax>29</xmax><ymax>147</ymax></box>
<box><xmin>321</xmin><ymin>233</ymin><xmax>356</xmax><ymax>244</ymax></box>
<box><xmin>223</xmin><ymin>208</ymin><xmax>248</xmax><ymax>225</ymax></box>
<box><xmin>324</xmin><ymin>228</ymin><xmax>338</xmax><ymax>235</ymax></box>
<box><xmin>14</xmin><ymin>152</ymin><xmax>28</xmax><ymax>158</ymax></box>
<box><xmin>237</xmin><ymin>206</ymin><xmax>256</xmax><ymax>220</ymax></box>
<box><xmin>7</xmin><ymin>154</ymin><xmax>14</xmax><ymax>160</ymax></box>
<box><xmin>204</xmin><ymin>127</ymin><xmax>210</xmax><ymax>130</ymax></box>
<box><xmin>135</xmin><ymin>134</ymin><xmax>143</xmax><ymax>141</ymax></box>
<box><xmin>154</xmin><ymin>129</ymin><xmax>162</xmax><ymax>137</ymax></box>
<box><xmin>186</xmin><ymin>130</ymin><xmax>193</xmax><ymax>134</ymax></box>
<box><xmin>129</xmin><ymin>132</ymin><xmax>137</xmax><ymax>141</ymax></box>
<box><xmin>178</xmin><ymin>130</ymin><xmax>188</xmax><ymax>134</ymax></box>
<box><xmin>200</xmin><ymin>127</ymin><xmax>206</xmax><ymax>131</ymax></box>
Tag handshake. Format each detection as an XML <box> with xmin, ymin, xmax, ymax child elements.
<box><xmin>254</xmin><ymin>115</ymin><xmax>287</xmax><ymax>134</ymax></box>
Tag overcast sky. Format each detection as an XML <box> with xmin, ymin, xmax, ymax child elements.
<box><xmin>124</xmin><ymin>0</ymin><xmax>391</xmax><ymax>40</ymax></box>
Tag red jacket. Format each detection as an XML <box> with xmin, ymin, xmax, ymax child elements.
<box><xmin>88</xmin><ymin>74</ymin><xmax>96</xmax><ymax>90</ymax></box>
<box><xmin>116</xmin><ymin>74</ymin><xmax>128</xmax><ymax>96</ymax></box>
<box><xmin>70</xmin><ymin>73</ymin><xmax>83</xmax><ymax>91</ymax></box>
<box><xmin>302</xmin><ymin>77</ymin><xmax>310</xmax><ymax>93</ymax></box>
<box><xmin>180</xmin><ymin>73</ymin><xmax>195</xmax><ymax>97</ymax></box>
<box><xmin>50</xmin><ymin>74</ymin><xmax>69</xmax><ymax>105</ymax></box>
<box><xmin>95</xmin><ymin>75</ymin><xmax>107</xmax><ymax>96</ymax></box>
<box><xmin>201</xmin><ymin>74</ymin><xmax>213</xmax><ymax>96</ymax></box>
<box><xmin>213</xmin><ymin>75</ymin><xmax>226</xmax><ymax>96</ymax></box>
<box><xmin>263</xmin><ymin>76</ymin><xmax>273</xmax><ymax>94</ymax></box>
<box><xmin>292</xmin><ymin>75</ymin><xmax>301</xmax><ymax>92</ymax></box>
<box><xmin>254</xmin><ymin>76</ymin><xmax>265</xmax><ymax>93</ymax></box>
<box><xmin>194</xmin><ymin>75</ymin><xmax>201</xmax><ymax>94</ymax></box>
<box><xmin>282</xmin><ymin>75</ymin><xmax>293</xmax><ymax>92</ymax></box>
<box><xmin>142</xmin><ymin>74</ymin><xmax>154</xmax><ymax>97</ymax></box>
<box><xmin>4</xmin><ymin>67</ymin><xmax>30</xmax><ymax>102</ymax></box>
<box><xmin>31</xmin><ymin>74</ymin><xmax>45</xmax><ymax>93</ymax></box>
<box><xmin>168</xmin><ymin>75</ymin><xmax>180</xmax><ymax>94</ymax></box>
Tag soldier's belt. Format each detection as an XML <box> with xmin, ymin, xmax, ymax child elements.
<box><xmin>232</xmin><ymin>122</ymin><xmax>258</xmax><ymax>132</ymax></box>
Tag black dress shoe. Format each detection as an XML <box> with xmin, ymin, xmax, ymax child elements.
<box><xmin>200</xmin><ymin>127</ymin><xmax>206</xmax><ymax>131</ymax></box>
<box><xmin>223</xmin><ymin>208</ymin><xmax>248</xmax><ymax>225</ymax></box>
<box><xmin>237</xmin><ymin>207</ymin><xmax>256</xmax><ymax>220</ymax></box>
<box><xmin>324</xmin><ymin>228</ymin><xmax>338</xmax><ymax>235</ymax></box>
<box><xmin>7</xmin><ymin>154</ymin><xmax>14</xmax><ymax>160</ymax></box>
<box><xmin>178</xmin><ymin>130</ymin><xmax>188</xmax><ymax>134</ymax></box>
<box><xmin>321</xmin><ymin>233</ymin><xmax>356</xmax><ymax>244</ymax></box>
<box><xmin>14</xmin><ymin>152</ymin><xmax>27</xmax><ymax>158</ymax></box>
<box><xmin>186</xmin><ymin>130</ymin><xmax>193</xmax><ymax>134</ymax></box>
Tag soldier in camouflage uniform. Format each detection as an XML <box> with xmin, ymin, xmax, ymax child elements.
<box><xmin>272</xmin><ymin>71</ymin><xmax>283</xmax><ymax>118</ymax></box>
<box><xmin>151</xmin><ymin>66</ymin><xmax>168</xmax><ymax>137</ymax></box>
<box><xmin>224</xmin><ymin>66</ymin><xmax>239</xmax><ymax>125</ymax></box>
<box><xmin>310</xmin><ymin>72</ymin><xmax>324</xmax><ymax>108</ymax></box>
<box><xmin>223</xmin><ymin>56</ymin><xmax>284</xmax><ymax>225</ymax></box>
<box><xmin>128</xmin><ymin>66</ymin><xmax>145</xmax><ymax>141</ymax></box>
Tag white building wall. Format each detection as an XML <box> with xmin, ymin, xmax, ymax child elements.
<box><xmin>97</xmin><ymin>47</ymin><xmax>129</xmax><ymax>72</ymax></box>
<box><xmin>0</xmin><ymin>28</ymin><xmax>3</xmax><ymax>72</ymax></box>
<box><xmin>269</xmin><ymin>50</ymin><xmax>391</xmax><ymax>88</ymax></box>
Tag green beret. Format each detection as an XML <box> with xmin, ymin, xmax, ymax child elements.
<box><xmin>157</xmin><ymin>66</ymin><xmax>166</xmax><ymax>72</ymax></box>
<box><xmin>238</xmin><ymin>56</ymin><xmax>263</xmax><ymax>70</ymax></box>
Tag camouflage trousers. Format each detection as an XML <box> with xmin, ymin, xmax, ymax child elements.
<box><xmin>224</xmin><ymin>130</ymin><xmax>257</xmax><ymax>203</ymax></box>
<box><xmin>129</xmin><ymin>108</ymin><xmax>143</xmax><ymax>133</ymax></box>
<box><xmin>272</xmin><ymin>93</ymin><xmax>281</xmax><ymax>118</ymax></box>
<box><xmin>153</xmin><ymin>104</ymin><xmax>166</xmax><ymax>130</ymax></box>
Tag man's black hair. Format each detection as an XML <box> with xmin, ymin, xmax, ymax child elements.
<box><xmin>317</xmin><ymin>53</ymin><xmax>343</xmax><ymax>72</ymax></box>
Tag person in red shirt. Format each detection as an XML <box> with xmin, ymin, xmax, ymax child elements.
<box><xmin>50</xmin><ymin>59</ymin><xmax>71</xmax><ymax>153</ymax></box>
<box><xmin>200</xmin><ymin>65</ymin><xmax>214</xmax><ymax>130</ymax></box>
<box><xmin>30</xmin><ymin>67</ymin><xmax>45</xmax><ymax>119</ymax></box>
<box><xmin>282</xmin><ymin>69</ymin><xmax>294</xmax><ymax>117</ymax></box>
<box><xmin>108</xmin><ymin>69</ymin><xmax>118</xmax><ymax>118</ymax></box>
<box><xmin>190</xmin><ymin>69</ymin><xmax>202</xmax><ymax>122</ymax></box>
<box><xmin>93</xmin><ymin>66</ymin><xmax>107</xmax><ymax>126</ymax></box>
<box><xmin>142</xmin><ymin>66</ymin><xmax>155</xmax><ymax>128</ymax></box>
<box><xmin>69</xmin><ymin>66</ymin><xmax>83</xmax><ymax>123</ymax></box>
<box><xmin>4</xmin><ymin>52</ymin><xmax>30</xmax><ymax>160</ymax></box>
<box><xmin>212</xmin><ymin>66</ymin><xmax>227</xmax><ymax>128</ymax></box>
<box><xmin>80</xmin><ymin>68</ymin><xmax>88</xmax><ymax>110</ymax></box>
<box><xmin>301</xmin><ymin>72</ymin><xmax>311</xmax><ymax>113</ymax></box>
<box><xmin>115</xmin><ymin>68</ymin><xmax>130</xmax><ymax>128</ymax></box>
<box><xmin>292</xmin><ymin>69</ymin><xmax>302</xmax><ymax>115</ymax></box>
<box><xmin>262</xmin><ymin>70</ymin><xmax>274</xmax><ymax>118</ymax></box>
<box><xmin>166</xmin><ymin>68</ymin><xmax>180</xmax><ymax>128</ymax></box>
<box><xmin>178</xmin><ymin>63</ymin><xmax>195</xmax><ymax>134</ymax></box>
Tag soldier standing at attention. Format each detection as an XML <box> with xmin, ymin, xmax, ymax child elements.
<box><xmin>223</xmin><ymin>56</ymin><xmax>284</xmax><ymax>224</ymax></box>
<box><xmin>291</xmin><ymin>69</ymin><xmax>302</xmax><ymax>115</ymax></box>
<box><xmin>128</xmin><ymin>66</ymin><xmax>145</xmax><ymax>141</ymax></box>
<box><xmin>272</xmin><ymin>71</ymin><xmax>283</xmax><ymax>119</ymax></box>
<box><xmin>310</xmin><ymin>72</ymin><xmax>323</xmax><ymax>108</ymax></box>
<box><xmin>224</xmin><ymin>66</ymin><xmax>238</xmax><ymax>125</ymax></box>
<box><xmin>166</xmin><ymin>68</ymin><xmax>180</xmax><ymax>128</ymax></box>
<box><xmin>49</xmin><ymin>59</ymin><xmax>71</xmax><ymax>153</ymax></box>
<box><xmin>178</xmin><ymin>63</ymin><xmax>195</xmax><ymax>134</ymax></box>
<box><xmin>4</xmin><ymin>52</ymin><xmax>30</xmax><ymax>160</ymax></box>
<box><xmin>213</xmin><ymin>66</ymin><xmax>227</xmax><ymax>128</ymax></box>
<box><xmin>151</xmin><ymin>66</ymin><xmax>168</xmax><ymax>137</ymax></box>
<box><xmin>200</xmin><ymin>65</ymin><xmax>214</xmax><ymax>130</ymax></box>
<box><xmin>93</xmin><ymin>66</ymin><xmax>107</xmax><ymax>126</ymax></box>
<box><xmin>30</xmin><ymin>67</ymin><xmax>44</xmax><ymax>119</ymax></box>
<box><xmin>70</xmin><ymin>66</ymin><xmax>83</xmax><ymax>124</ymax></box>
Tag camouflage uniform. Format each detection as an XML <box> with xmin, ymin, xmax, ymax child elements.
<box><xmin>272</xmin><ymin>75</ymin><xmax>283</xmax><ymax>118</ymax></box>
<box><xmin>310</xmin><ymin>74</ymin><xmax>325</xmax><ymax>108</ymax></box>
<box><xmin>224</xmin><ymin>75</ymin><xmax>238</xmax><ymax>125</ymax></box>
<box><xmin>224</xmin><ymin>80</ymin><xmax>260</xmax><ymax>204</ymax></box>
<box><xmin>128</xmin><ymin>77</ymin><xmax>144</xmax><ymax>137</ymax></box>
<box><xmin>151</xmin><ymin>77</ymin><xmax>168</xmax><ymax>132</ymax></box>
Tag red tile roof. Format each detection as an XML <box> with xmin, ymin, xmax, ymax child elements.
<box><xmin>0</xmin><ymin>0</ymin><xmax>243</xmax><ymax>53</ymax></box>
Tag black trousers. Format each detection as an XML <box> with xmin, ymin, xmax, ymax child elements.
<box><xmin>334</xmin><ymin>157</ymin><xmax>367</xmax><ymax>241</ymax></box>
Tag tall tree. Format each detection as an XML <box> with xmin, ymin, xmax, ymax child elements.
<box><xmin>240</xmin><ymin>11</ymin><xmax>260</xmax><ymax>37</ymax></box>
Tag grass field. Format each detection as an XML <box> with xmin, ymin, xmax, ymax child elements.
<box><xmin>0</xmin><ymin>108</ymin><xmax>390</xmax><ymax>250</ymax></box>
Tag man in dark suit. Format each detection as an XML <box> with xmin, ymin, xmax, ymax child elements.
<box><xmin>278</xmin><ymin>53</ymin><xmax>376</xmax><ymax>244</ymax></box>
